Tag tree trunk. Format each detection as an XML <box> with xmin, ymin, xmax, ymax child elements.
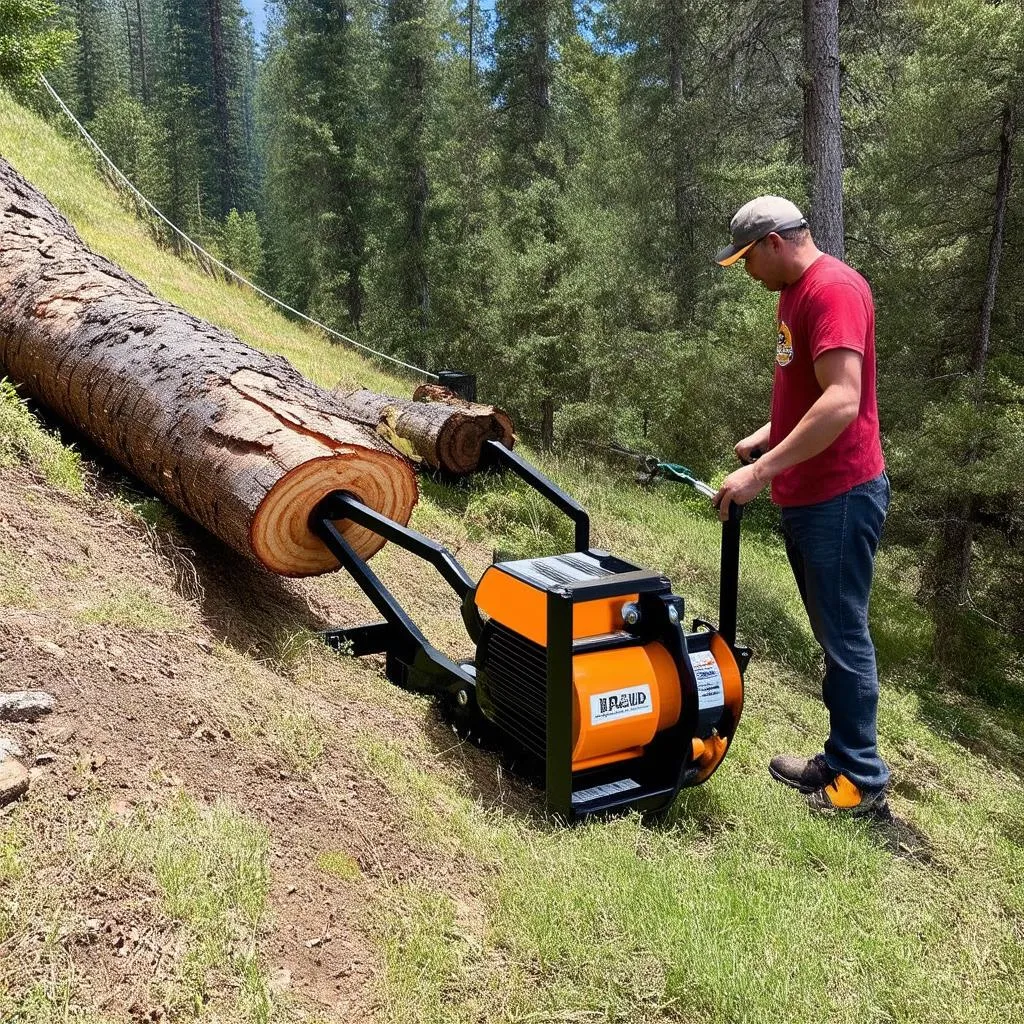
<box><xmin>972</xmin><ymin>103</ymin><xmax>1014</xmax><ymax>387</ymax></box>
<box><xmin>540</xmin><ymin>397</ymin><xmax>554</xmax><ymax>452</ymax></box>
<box><xmin>0</xmin><ymin>158</ymin><xmax>416</xmax><ymax>577</ymax></box>
<box><xmin>208</xmin><ymin>0</ymin><xmax>234</xmax><ymax>218</ymax></box>
<box><xmin>802</xmin><ymin>0</ymin><xmax>844</xmax><ymax>259</ymax></box>
<box><xmin>122</xmin><ymin>1</ymin><xmax>136</xmax><ymax>97</ymax></box>
<box><xmin>331</xmin><ymin>385</ymin><xmax>513</xmax><ymax>475</ymax></box>
<box><xmin>409</xmin><ymin>385</ymin><xmax>514</xmax><ymax>472</ymax></box>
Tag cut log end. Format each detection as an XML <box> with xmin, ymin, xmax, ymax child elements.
<box><xmin>436</xmin><ymin>414</ymin><xmax>514</xmax><ymax>475</ymax></box>
<box><xmin>412</xmin><ymin>384</ymin><xmax>515</xmax><ymax>473</ymax></box>
<box><xmin>251</xmin><ymin>450</ymin><xmax>417</xmax><ymax>576</ymax></box>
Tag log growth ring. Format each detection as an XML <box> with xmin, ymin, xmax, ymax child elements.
<box><xmin>252</xmin><ymin>451</ymin><xmax>417</xmax><ymax>576</ymax></box>
<box><xmin>435</xmin><ymin>413</ymin><xmax>512</xmax><ymax>474</ymax></box>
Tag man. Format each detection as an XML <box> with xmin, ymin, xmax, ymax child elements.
<box><xmin>713</xmin><ymin>195</ymin><xmax>891</xmax><ymax>817</ymax></box>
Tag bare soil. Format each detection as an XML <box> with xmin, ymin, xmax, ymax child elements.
<box><xmin>0</xmin><ymin>466</ymin><xmax>527</xmax><ymax>1021</ymax></box>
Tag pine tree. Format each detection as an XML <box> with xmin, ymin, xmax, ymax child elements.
<box><xmin>258</xmin><ymin>0</ymin><xmax>373</xmax><ymax>329</ymax></box>
<box><xmin>852</xmin><ymin>0</ymin><xmax>1024</xmax><ymax>663</ymax></box>
<box><xmin>368</xmin><ymin>0</ymin><xmax>436</xmax><ymax>362</ymax></box>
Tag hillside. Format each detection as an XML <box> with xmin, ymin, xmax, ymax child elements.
<box><xmin>2</xmin><ymin>90</ymin><xmax>1023</xmax><ymax>1024</ymax></box>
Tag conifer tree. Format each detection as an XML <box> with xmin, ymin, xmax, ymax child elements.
<box><xmin>853</xmin><ymin>0</ymin><xmax>1024</xmax><ymax>661</ymax></box>
<box><xmin>258</xmin><ymin>0</ymin><xmax>372</xmax><ymax>329</ymax></box>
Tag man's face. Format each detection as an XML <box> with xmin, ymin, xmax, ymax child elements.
<box><xmin>741</xmin><ymin>234</ymin><xmax>785</xmax><ymax>291</ymax></box>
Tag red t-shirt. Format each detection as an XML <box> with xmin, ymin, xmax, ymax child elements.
<box><xmin>769</xmin><ymin>254</ymin><xmax>885</xmax><ymax>506</ymax></box>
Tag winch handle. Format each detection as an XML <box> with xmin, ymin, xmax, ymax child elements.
<box><xmin>640</xmin><ymin>455</ymin><xmax>744</xmax><ymax>646</ymax></box>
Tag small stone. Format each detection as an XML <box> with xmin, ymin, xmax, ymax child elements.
<box><xmin>0</xmin><ymin>691</ymin><xmax>56</xmax><ymax>723</ymax></box>
<box><xmin>268</xmin><ymin>968</ymin><xmax>291</xmax><ymax>994</ymax></box>
<box><xmin>0</xmin><ymin>758</ymin><xmax>30</xmax><ymax>807</ymax></box>
<box><xmin>0</xmin><ymin>737</ymin><xmax>24</xmax><ymax>762</ymax></box>
<box><xmin>29</xmin><ymin>638</ymin><xmax>65</xmax><ymax>660</ymax></box>
<box><xmin>35</xmin><ymin>751</ymin><xmax>57</xmax><ymax>766</ymax></box>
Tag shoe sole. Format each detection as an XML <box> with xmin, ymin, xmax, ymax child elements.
<box><xmin>807</xmin><ymin>799</ymin><xmax>892</xmax><ymax>820</ymax></box>
<box><xmin>768</xmin><ymin>764</ymin><xmax>818</xmax><ymax>794</ymax></box>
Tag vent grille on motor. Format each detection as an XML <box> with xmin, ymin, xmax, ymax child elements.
<box><xmin>478</xmin><ymin>621</ymin><xmax>548</xmax><ymax>761</ymax></box>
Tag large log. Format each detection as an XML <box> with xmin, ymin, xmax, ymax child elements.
<box><xmin>0</xmin><ymin>157</ymin><xmax>416</xmax><ymax>576</ymax></box>
<box><xmin>333</xmin><ymin>384</ymin><xmax>515</xmax><ymax>475</ymax></box>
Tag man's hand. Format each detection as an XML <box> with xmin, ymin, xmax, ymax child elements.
<box><xmin>734</xmin><ymin>422</ymin><xmax>771</xmax><ymax>465</ymax></box>
<box><xmin>713</xmin><ymin>463</ymin><xmax>768</xmax><ymax>521</ymax></box>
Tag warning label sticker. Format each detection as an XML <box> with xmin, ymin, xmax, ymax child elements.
<box><xmin>689</xmin><ymin>650</ymin><xmax>725</xmax><ymax>710</ymax></box>
<box><xmin>589</xmin><ymin>684</ymin><xmax>653</xmax><ymax>725</ymax></box>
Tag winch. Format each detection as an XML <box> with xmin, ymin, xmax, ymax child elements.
<box><xmin>313</xmin><ymin>441</ymin><xmax>749</xmax><ymax>821</ymax></box>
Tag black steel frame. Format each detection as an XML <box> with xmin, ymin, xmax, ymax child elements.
<box><xmin>312</xmin><ymin>442</ymin><xmax>750</xmax><ymax>821</ymax></box>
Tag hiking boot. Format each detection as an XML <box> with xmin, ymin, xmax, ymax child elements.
<box><xmin>805</xmin><ymin>774</ymin><xmax>891</xmax><ymax>818</ymax></box>
<box><xmin>768</xmin><ymin>752</ymin><xmax>834</xmax><ymax>794</ymax></box>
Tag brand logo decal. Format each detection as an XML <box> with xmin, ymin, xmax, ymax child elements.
<box><xmin>590</xmin><ymin>685</ymin><xmax>653</xmax><ymax>725</ymax></box>
<box><xmin>776</xmin><ymin>321</ymin><xmax>794</xmax><ymax>366</ymax></box>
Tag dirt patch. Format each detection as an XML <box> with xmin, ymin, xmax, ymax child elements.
<box><xmin>0</xmin><ymin>467</ymin><xmax>519</xmax><ymax>1020</ymax></box>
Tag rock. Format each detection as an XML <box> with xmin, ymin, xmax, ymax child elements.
<box><xmin>0</xmin><ymin>758</ymin><xmax>30</xmax><ymax>807</ymax></box>
<box><xmin>268</xmin><ymin>968</ymin><xmax>292</xmax><ymax>995</ymax></box>
<box><xmin>35</xmin><ymin>751</ymin><xmax>57</xmax><ymax>765</ymax></box>
<box><xmin>0</xmin><ymin>691</ymin><xmax>56</xmax><ymax>723</ymax></box>
<box><xmin>29</xmin><ymin>637</ymin><xmax>66</xmax><ymax>659</ymax></box>
<box><xmin>0</xmin><ymin>737</ymin><xmax>24</xmax><ymax>762</ymax></box>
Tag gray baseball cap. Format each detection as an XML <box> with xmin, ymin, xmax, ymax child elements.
<box><xmin>715</xmin><ymin>196</ymin><xmax>808</xmax><ymax>266</ymax></box>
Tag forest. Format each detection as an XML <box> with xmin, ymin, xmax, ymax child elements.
<box><xmin>3</xmin><ymin>0</ymin><xmax>1023</xmax><ymax>679</ymax></box>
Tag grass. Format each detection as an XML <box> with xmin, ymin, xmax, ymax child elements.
<box><xmin>2</xmin><ymin>84</ymin><xmax>1023</xmax><ymax>1023</ymax></box>
<box><xmin>0</xmin><ymin>548</ymin><xmax>39</xmax><ymax>609</ymax></box>
<box><xmin>0</xmin><ymin>378</ymin><xmax>83</xmax><ymax>492</ymax></box>
<box><xmin>73</xmin><ymin>585</ymin><xmax>183</xmax><ymax>631</ymax></box>
<box><xmin>0</xmin><ymin>792</ymin><xmax>273</xmax><ymax>1024</ymax></box>
<box><xmin>106</xmin><ymin>795</ymin><xmax>272</xmax><ymax>1021</ymax></box>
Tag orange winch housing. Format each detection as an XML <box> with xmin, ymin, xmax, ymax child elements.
<box><xmin>475</xmin><ymin>559</ymin><xmax>743</xmax><ymax>780</ymax></box>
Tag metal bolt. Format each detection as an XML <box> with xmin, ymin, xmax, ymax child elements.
<box><xmin>456</xmin><ymin>689</ymin><xmax>469</xmax><ymax>707</ymax></box>
<box><xmin>667</xmin><ymin>605</ymin><xmax>680</xmax><ymax>625</ymax></box>
<box><xmin>621</xmin><ymin>602</ymin><xmax>641</xmax><ymax>627</ymax></box>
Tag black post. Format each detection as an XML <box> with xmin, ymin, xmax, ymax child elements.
<box><xmin>437</xmin><ymin>370</ymin><xmax>477</xmax><ymax>402</ymax></box>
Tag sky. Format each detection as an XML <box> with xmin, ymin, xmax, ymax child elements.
<box><xmin>242</xmin><ymin>0</ymin><xmax>268</xmax><ymax>41</ymax></box>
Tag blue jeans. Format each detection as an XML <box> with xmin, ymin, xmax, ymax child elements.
<box><xmin>781</xmin><ymin>473</ymin><xmax>891</xmax><ymax>792</ymax></box>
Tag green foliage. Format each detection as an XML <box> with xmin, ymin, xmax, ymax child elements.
<box><xmin>0</xmin><ymin>378</ymin><xmax>83</xmax><ymax>492</ymax></box>
<box><xmin>0</xmin><ymin>0</ymin><xmax>75</xmax><ymax>91</ymax></box>
<box><xmin>850</xmin><ymin>0</ymin><xmax>1024</xmax><ymax>651</ymax></box>
<box><xmin>87</xmin><ymin>91</ymin><xmax>165</xmax><ymax>199</ymax></box>
<box><xmin>257</xmin><ymin>0</ymin><xmax>373</xmax><ymax>329</ymax></box>
<box><xmin>221</xmin><ymin>207</ymin><xmax>264</xmax><ymax>280</ymax></box>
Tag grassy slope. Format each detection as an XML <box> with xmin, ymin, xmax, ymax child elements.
<box><xmin>2</xmin><ymin>89</ymin><xmax>1023</xmax><ymax>1023</ymax></box>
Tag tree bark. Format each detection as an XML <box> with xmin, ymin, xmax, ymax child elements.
<box><xmin>802</xmin><ymin>0</ymin><xmax>845</xmax><ymax>259</ymax></box>
<box><xmin>331</xmin><ymin>385</ymin><xmax>514</xmax><ymax>475</ymax></box>
<box><xmin>0</xmin><ymin>158</ymin><xmax>416</xmax><ymax>577</ymax></box>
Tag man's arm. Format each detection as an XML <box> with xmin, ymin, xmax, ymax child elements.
<box><xmin>714</xmin><ymin>349</ymin><xmax>863</xmax><ymax>518</ymax></box>
<box><xmin>735</xmin><ymin>422</ymin><xmax>771</xmax><ymax>463</ymax></box>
